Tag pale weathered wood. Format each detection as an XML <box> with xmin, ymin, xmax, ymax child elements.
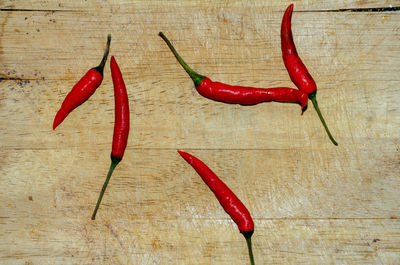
<box><xmin>1</xmin><ymin>7</ymin><xmax>399</xmax><ymax>81</ymax></box>
<box><xmin>0</xmin><ymin>78</ymin><xmax>398</xmax><ymax>150</ymax></box>
<box><xmin>1</xmin><ymin>151</ymin><xmax>400</xmax><ymax>264</ymax></box>
<box><xmin>1</xmin><ymin>208</ymin><xmax>399</xmax><ymax>264</ymax></box>
<box><xmin>0</xmin><ymin>149</ymin><xmax>398</xmax><ymax>219</ymax></box>
<box><xmin>0</xmin><ymin>0</ymin><xmax>399</xmax><ymax>264</ymax></box>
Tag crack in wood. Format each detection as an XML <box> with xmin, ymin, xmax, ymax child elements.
<box><xmin>298</xmin><ymin>6</ymin><xmax>400</xmax><ymax>13</ymax></box>
<box><xmin>0</xmin><ymin>77</ymin><xmax>45</xmax><ymax>82</ymax></box>
<box><xmin>0</xmin><ymin>8</ymin><xmax>75</xmax><ymax>12</ymax></box>
<box><xmin>0</xmin><ymin>77</ymin><xmax>23</xmax><ymax>81</ymax></box>
<box><xmin>1</xmin><ymin>6</ymin><xmax>399</xmax><ymax>14</ymax></box>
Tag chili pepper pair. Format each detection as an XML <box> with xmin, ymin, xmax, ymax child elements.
<box><xmin>52</xmin><ymin>35</ymin><xmax>130</xmax><ymax>220</ymax></box>
<box><xmin>159</xmin><ymin>4</ymin><xmax>338</xmax><ymax>145</ymax></box>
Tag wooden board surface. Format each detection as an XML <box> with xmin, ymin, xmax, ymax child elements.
<box><xmin>1</xmin><ymin>1</ymin><xmax>399</xmax><ymax>264</ymax></box>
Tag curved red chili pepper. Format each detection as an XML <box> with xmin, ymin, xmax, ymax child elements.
<box><xmin>110</xmin><ymin>56</ymin><xmax>130</xmax><ymax>159</ymax></box>
<box><xmin>281</xmin><ymin>4</ymin><xmax>316</xmax><ymax>95</ymax></box>
<box><xmin>159</xmin><ymin>32</ymin><xmax>308</xmax><ymax>113</ymax></box>
<box><xmin>198</xmin><ymin>77</ymin><xmax>308</xmax><ymax>109</ymax></box>
<box><xmin>91</xmin><ymin>56</ymin><xmax>130</xmax><ymax>220</ymax></box>
<box><xmin>281</xmin><ymin>4</ymin><xmax>338</xmax><ymax>145</ymax></box>
<box><xmin>178</xmin><ymin>151</ymin><xmax>255</xmax><ymax>265</ymax></box>
<box><xmin>53</xmin><ymin>34</ymin><xmax>111</xmax><ymax>130</ymax></box>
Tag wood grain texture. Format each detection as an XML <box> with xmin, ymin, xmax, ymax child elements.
<box><xmin>1</xmin><ymin>78</ymin><xmax>398</xmax><ymax>149</ymax></box>
<box><xmin>1</xmin><ymin>0</ymin><xmax>399</xmax><ymax>264</ymax></box>
<box><xmin>1</xmin><ymin>4</ymin><xmax>400</xmax><ymax>81</ymax></box>
<box><xmin>0</xmin><ymin>0</ymin><xmax>398</xmax><ymax>11</ymax></box>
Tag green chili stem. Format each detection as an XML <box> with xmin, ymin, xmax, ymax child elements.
<box><xmin>309</xmin><ymin>92</ymin><xmax>338</xmax><ymax>146</ymax></box>
<box><xmin>158</xmin><ymin>32</ymin><xmax>205</xmax><ymax>87</ymax></box>
<box><xmin>243</xmin><ymin>233</ymin><xmax>255</xmax><ymax>265</ymax></box>
<box><xmin>91</xmin><ymin>156</ymin><xmax>120</xmax><ymax>220</ymax></box>
<box><xmin>93</xmin><ymin>34</ymin><xmax>112</xmax><ymax>76</ymax></box>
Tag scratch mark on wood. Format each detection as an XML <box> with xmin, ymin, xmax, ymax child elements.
<box><xmin>105</xmin><ymin>222</ymin><xmax>124</xmax><ymax>248</ymax></box>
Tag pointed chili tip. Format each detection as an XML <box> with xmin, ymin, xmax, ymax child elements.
<box><xmin>301</xmin><ymin>107</ymin><xmax>306</xmax><ymax>115</ymax></box>
<box><xmin>53</xmin><ymin>111</ymin><xmax>63</xmax><ymax>130</ymax></box>
<box><xmin>299</xmin><ymin>93</ymin><xmax>309</xmax><ymax>114</ymax></box>
<box><xmin>284</xmin><ymin>3</ymin><xmax>294</xmax><ymax>17</ymax></box>
<box><xmin>177</xmin><ymin>150</ymin><xmax>187</xmax><ymax>157</ymax></box>
<box><xmin>110</xmin><ymin>56</ymin><xmax>119</xmax><ymax>71</ymax></box>
<box><xmin>177</xmin><ymin>150</ymin><xmax>193</xmax><ymax>164</ymax></box>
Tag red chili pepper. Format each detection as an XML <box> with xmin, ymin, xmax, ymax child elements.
<box><xmin>281</xmin><ymin>4</ymin><xmax>338</xmax><ymax>145</ymax></box>
<box><xmin>53</xmin><ymin>34</ymin><xmax>112</xmax><ymax>130</ymax></box>
<box><xmin>91</xmin><ymin>56</ymin><xmax>130</xmax><ymax>220</ymax></box>
<box><xmin>178</xmin><ymin>151</ymin><xmax>255</xmax><ymax>265</ymax></box>
<box><xmin>159</xmin><ymin>32</ymin><xmax>308</xmax><ymax>112</ymax></box>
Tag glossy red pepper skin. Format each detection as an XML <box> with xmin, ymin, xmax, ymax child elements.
<box><xmin>178</xmin><ymin>151</ymin><xmax>255</xmax><ymax>265</ymax></box>
<box><xmin>53</xmin><ymin>34</ymin><xmax>111</xmax><ymax>130</ymax></box>
<box><xmin>178</xmin><ymin>151</ymin><xmax>254</xmax><ymax>232</ymax></box>
<box><xmin>159</xmin><ymin>32</ymin><xmax>308</xmax><ymax>112</ymax></box>
<box><xmin>281</xmin><ymin>4</ymin><xmax>338</xmax><ymax>145</ymax></box>
<box><xmin>91</xmin><ymin>56</ymin><xmax>130</xmax><ymax>220</ymax></box>
<box><xmin>281</xmin><ymin>4</ymin><xmax>317</xmax><ymax>95</ymax></box>
<box><xmin>198</xmin><ymin>77</ymin><xmax>308</xmax><ymax>109</ymax></box>
<box><xmin>110</xmin><ymin>56</ymin><xmax>130</xmax><ymax>159</ymax></box>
